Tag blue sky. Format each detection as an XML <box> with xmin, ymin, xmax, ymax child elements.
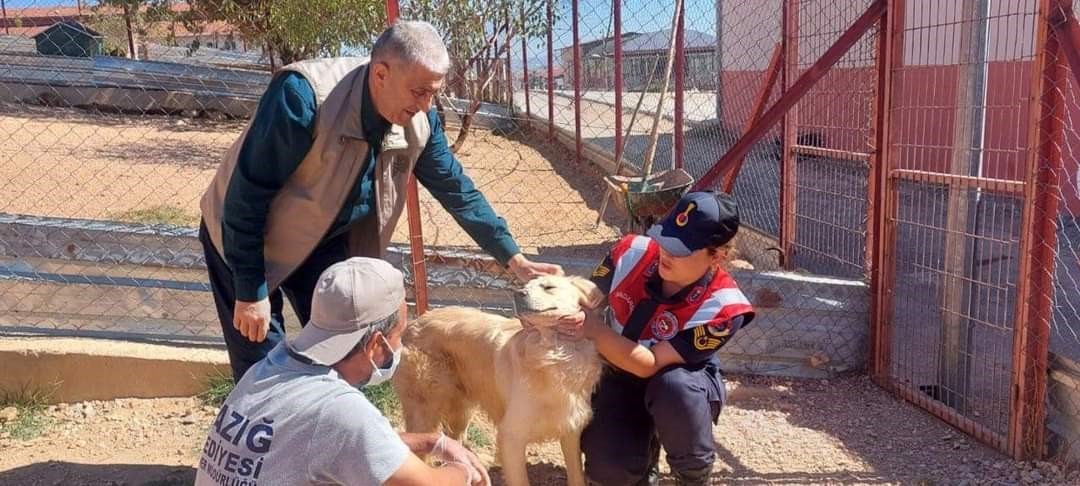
<box><xmin>5</xmin><ymin>0</ymin><xmax>718</xmax><ymax>69</ymax></box>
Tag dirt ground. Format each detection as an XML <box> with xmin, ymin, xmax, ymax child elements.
<box><xmin>1</xmin><ymin>374</ymin><xmax>1077</xmax><ymax>486</ymax></box>
<box><xmin>0</xmin><ymin>103</ymin><xmax>622</xmax><ymax>260</ymax></box>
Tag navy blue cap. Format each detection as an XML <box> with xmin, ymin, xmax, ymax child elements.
<box><xmin>646</xmin><ymin>191</ymin><xmax>740</xmax><ymax>257</ymax></box>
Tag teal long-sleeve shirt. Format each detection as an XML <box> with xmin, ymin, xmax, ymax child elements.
<box><xmin>220</xmin><ymin>71</ymin><xmax>520</xmax><ymax>301</ymax></box>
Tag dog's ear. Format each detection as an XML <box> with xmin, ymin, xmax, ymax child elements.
<box><xmin>569</xmin><ymin>276</ymin><xmax>606</xmax><ymax>309</ymax></box>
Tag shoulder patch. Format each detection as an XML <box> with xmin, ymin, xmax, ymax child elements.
<box><xmin>693</xmin><ymin>326</ymin><xmax>725</xmax><ymax>351</ymax></box>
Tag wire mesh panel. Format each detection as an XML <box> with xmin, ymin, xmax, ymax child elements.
<box><xmin>1040</xmin><ymin>0</ymin><xmax>1080</xmax><ymax>464</ymax></box>
<box><xmin>881</xmin><ymin>0</ymin><xmax>1040</xmax><ymax>453</ymax></box>
<box><xmin>788</xmin><ymin>0</ymin><xmax>877</xmax><ymax>279</ymax></box>
<box><xmin>0</xmin><ymin>0</ymin><xmax>274</xmax><ymax>342</ymax></box>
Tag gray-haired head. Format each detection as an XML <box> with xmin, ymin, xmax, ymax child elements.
<box><xmin>371</xmin><ymin>20</ymin><xmax>451</xmax><ymax>75</ymax></box>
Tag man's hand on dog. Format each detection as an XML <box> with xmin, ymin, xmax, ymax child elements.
<box><xmin>234</xmin><ymin>298</ymin><xmax>271</xmax><ymax>342</ymax></box>
<box><xmin>508</xmin><ymin>253</ymin><xmax>563</xmax><ymax>282</ymax></box>
<box><xmin>431</xmin><ymin>433</ymin><xmax>491</xmax><ymax>486</ymax></box>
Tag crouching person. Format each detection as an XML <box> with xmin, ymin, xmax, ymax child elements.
<box><xmin>195</xmin><ymin>257</ymin><xmax>490</xmax><ymax>486</ymax></box>
<box><xmin>562</xmin><ymin>191</ymin><xmax>755</xmax><ymax>486</ymax></box>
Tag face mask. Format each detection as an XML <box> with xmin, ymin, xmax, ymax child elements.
<box><xmin>364</xmin><ymin>335</ymin><xmax>402</xmax><ymax>388</ymax></box>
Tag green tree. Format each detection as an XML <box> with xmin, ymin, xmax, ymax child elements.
<box><xmin>184</xmin><ymin>0</ymin><xmax>384</xmax><ymax>68</ymax></box>
<box><xmin>401</xmin><ymin>0</ymin><xmax>553</xmax><ymax>152</ymax></box>
<box><xmin>91</xmin><ymin>0</ymin><xmax>176</xmax><ymax>59</ymax></box>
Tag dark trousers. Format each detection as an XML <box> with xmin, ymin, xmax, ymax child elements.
<box><xmin>581</xmin><ymin>360</ymin><xmax>725</xmax><ymax>485</ymax></box>
<box><xmin>199</xmin><ymin>220</ymin><xmax>349</xmax><ymax>381</ymax></box>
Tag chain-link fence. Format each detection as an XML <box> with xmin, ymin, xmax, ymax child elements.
<box><xmin>1041</xmin><ymin>0</ymin><xmax>1080</xmax><ymax>466</ymax></box>
<box><xmin>2</xmin><ymin>0</ymin><xmax>1080</xmax><ymax>465</ymax></box>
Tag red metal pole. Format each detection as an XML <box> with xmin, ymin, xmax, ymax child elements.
<box><xmin>386</xmin><ymin>0</ymin><xmax>399</xmax><ymax>24</ymax></box>
<box><xmin>690</xmin><ymin>0</ymin><xmax>886</xmax><ymax>192</ymax></box>
<box><xmin>1009</xmin><ymin>0</ymin><xmax>1064</xmax><ymax>460</ymax></box>
<box><xmin>614</xmin><ymin>0</ymin><xmax>624</xmax><ymax>166</ymax></box>
<box><xmin>523</xmin><ymin>6</ymin><xmax>531</xmax><ymax>119</ymax></box>
<box><xmin>722</xmin><ymin>42</ymin><xmax>783</xmax><ymax>193</ymax></box>
<box><xmin>387</xmin><ymin>0</ymin><xmax>429</xmax><ymax>315</ymax></box>
<box><xmin>2</xmin><ymin>0</ymin><xmax>9</xmax><ymax>36</ymax></box>
<box><xmin>572</xmin><ymin>0</ymin><xmax>583</xmax><ymax>164</ymax></box>
<box><xmin>869</xmin><ymin>0</ymin><xmax>903</xmax><ymax>384</ymax></box>
<box><xmin>779</xmin><ymin>0</ymin><xmax>800</xmax><ymax>270</ymax></box>
<box><xmin>547</xmin><ymin>0</ymin><xmax>555</xmax><ymax>139</ymax></box>
<box><xmin>674</xmin><ymin>0</ymin><xmax>686</xmax><ymax>170</ymax></box>
<box><xmin>1054</xmin><ymin>3</ymin><xmax>1080</xmax><ymax>88</ymax></box>
<box><xmin>506</xmin><ymin>16</ymin><xmax>513</xmax><ymax>110</ymax></box>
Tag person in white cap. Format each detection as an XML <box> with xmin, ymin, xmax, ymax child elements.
<box><xmin>194</xmin><ymin>257</ymin><xmax>490</xmax><ymax>486</ymax></box>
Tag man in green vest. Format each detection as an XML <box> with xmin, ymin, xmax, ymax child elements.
<box><xmin>199</xmin><ymin>20</ymin><xmax>561</xmax><ymax>381</ymax></box>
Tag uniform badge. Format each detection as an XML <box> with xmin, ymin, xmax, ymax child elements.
<box><xmin>693</xmin><ymin>325</ymin><xmax>724</xmax><ymax>351</ymax></box>
<box><xmin>650</xmin><ymin>311</ymin><xmax>679</xmax><ymax>340</ymax></box>
<box><xmin>675</xmin><ymin>203</ymin><xmax>696</xmax><ymax>227</ymax></box>
<box><xmin>592</xmin><ymin>263</ymin><xmax>611</xmax><ymax>278</ymax></box>
<box><xmin>687</xmin><ymin>286</ymin><xmax>705</xmax><ymax>303</ymax></box>
<box><xmin>644</xmin><ymin>261</ymin><xmax>659</xmax><ymax>277</ymax></box>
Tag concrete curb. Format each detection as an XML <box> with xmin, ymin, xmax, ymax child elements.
<box><xmin>0</xmin><ymin>337</ymin><xmax>229</xmax><ymax>404</ymax></box>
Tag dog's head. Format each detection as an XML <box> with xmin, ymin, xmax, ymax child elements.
<box><xmin>512</xmin><ymin>275</ymin><xmax>605</xmax><ymax>328</ymax></box>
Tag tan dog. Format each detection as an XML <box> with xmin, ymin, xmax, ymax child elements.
<box><xmin>392</xmin><ymin>275</ymin><xmax>606</xmax><ymax>486</ymax></box>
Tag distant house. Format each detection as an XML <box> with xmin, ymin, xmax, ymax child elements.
<box><xmin>32</xmin><ymin>21</ymin><xmax>103</xmax><ymax>58</ymax></box>
<box><xmin>563</xmin><ymin>29</ymin><xmax>717</xmax><ymax>91</ymax></box>
<box><xmin>559</xmin><ymin>32</ymin><xmax>640</xmax><ymax>89</ymax></box>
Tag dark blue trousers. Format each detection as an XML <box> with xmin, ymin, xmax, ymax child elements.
<box><xmin>199</xmin><ymin>220</ymin><xmax>349</xmax><ymax>381</ymax></box>
<box><xmin>581</xmin><ymin>360</ymin><xmax>725</xmax><ymax>485</ymax></box>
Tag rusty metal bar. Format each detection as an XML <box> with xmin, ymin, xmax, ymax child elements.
<box><xmin>869</xmin><ymin>0</ymin><xmax>903</xmax><ymax>384</ymax></box>
<box><xmin>387</xmin><ymin>0</ymin><xmax>429</xmax><ymax>315</ymax></box>
<box><xmin>572</xmin><ymin>0</ymin><xmax>582</xmax><ymax>164</ymax></box>
<box><xmin>1009</xmin><ymin>0</ymin><xmax>1065</xmax><ymax>460</ymax></box>
<box><xmin>674</xmin><ymin>0</ymin><xmax>686</xmax><ymax>170</ymax></box>
<box><xmin>523</xmin><ymin>6</ymin><xmax>531</xmax><ymax>118</ymax></box>
<box><xmin>691</xmin><ymin>0</ymin><xmax>887</xmax><ymax>191</ymax></box>
<box><xmin>614</xmin><ymin>0</ymin><xmax>624</xmax><ymax>166</ymax></box>
<box><xmin>886</xmin><ymin>380</ymin><xmax>1009</xmax><ymax>452</ymax></box>
<box><xmin>547</xmin><ymin>0</ymin><xmax>554</xmax><ymax>139</ymax></box>
<box><xmin>506</xmin><ymin>15</ymin><xmax>513</xmax><ymax>111</ymax></box>
<box><xmin>1055</xmin><ymin>2</ymin><xmax>1080</xmax><ymax>89</ymax></box>
<box><xmin>385</xmin><ymin>0</ymin><xmax>399</xmax><ymax>25</ymax></box>
<box><xmin>779</xmin><ymin>0</ymin><xmax>800</xmax><ymax>271</ymax></box>
<box><xmin>793</xmin><ymin>144</ymin><xmax>871</xmax><ymax>162</ymax></box>
<box><xmin>889</xmin><ymin>169</ymin><xmax>1024</xmax><ymax>195</ymax></box>
<box><xmin>722</xmin><ymin>43</ymin><xmax>782</xmax><ymax>193</ymax></box>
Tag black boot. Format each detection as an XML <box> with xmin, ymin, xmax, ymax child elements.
<box><xmin>673</xmin><ymin>465</ymin><xmax>713</xmax><ymax>486</ymax></box>
<box><xmin>633</xmin><ymin>438</ymin><xmax>661</xmax><ymax>486</ymax></box>
<box><xmin>632</xmin><ymin>463</ymin><xmax>660</xmax><ymax>486</ymax></box>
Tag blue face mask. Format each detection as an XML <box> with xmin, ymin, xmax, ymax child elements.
<box><xmin>364</xmin><ymin>335</ymin><xmax>402</xmax><ymax>388</ymax></box>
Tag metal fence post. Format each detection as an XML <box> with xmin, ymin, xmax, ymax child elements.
<box><xmin>780</xmin><ymin>0</ymin><xmax>799</xmax><ymax>270</ymax></box>
<box><xmin>674</xmin><ymin>0</ymin><xmax>685</xmax><ymax>170</ymax></box>
<box><xmin>1009</xmin><ymin>0</ymin><xmax>1065</xmax><ymax>460</ymax></box>
<box><xmin>547</xmin><ymin>0</ymin><xmax>555</xmax><ymax>140</ymax></box>
<box><xmin>614</xmin><ymin>0</ymin><xmax>623</xmax><ymax>166</ymax></box>
<box><xmin>572</xmin><ymin>0</ymin><xmax>582</xmax><ymax>164</ymax></box>
<box><xmin>869</xmin><ymin>0</ymin><xmax>903</xmax><ymax>383</ymax></box>
<box><xmin>523</xmin><ymin>5</ymin><xmax>531</xmax><ymax>119</ymax></box>
<box><xmin>387</xmin><ymin>0</ymin><xmax>430</xmax><ymax>316</ymax></box>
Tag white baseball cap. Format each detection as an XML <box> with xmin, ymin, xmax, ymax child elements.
<box><xmin>288</xmin><ymin>257</ymin><xmax>405</xmax><ymax>365</ymax></box>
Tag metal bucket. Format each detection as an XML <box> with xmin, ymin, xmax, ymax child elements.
<box><xmin>603</xmin><ymin>168</ymin><xmax>695</xmax><ymax>231</ymax></box>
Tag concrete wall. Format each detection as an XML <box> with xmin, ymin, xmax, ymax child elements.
<box><xmin>0</xmin><ymin>337</ymin><xmax>229</xmax><ymax>403</ymax></box>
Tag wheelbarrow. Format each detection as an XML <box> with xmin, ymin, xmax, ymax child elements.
<box><xmin>601</xmin><ymin>168</ymin><xmax>695</xmax><ymax>233</ymax></box>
